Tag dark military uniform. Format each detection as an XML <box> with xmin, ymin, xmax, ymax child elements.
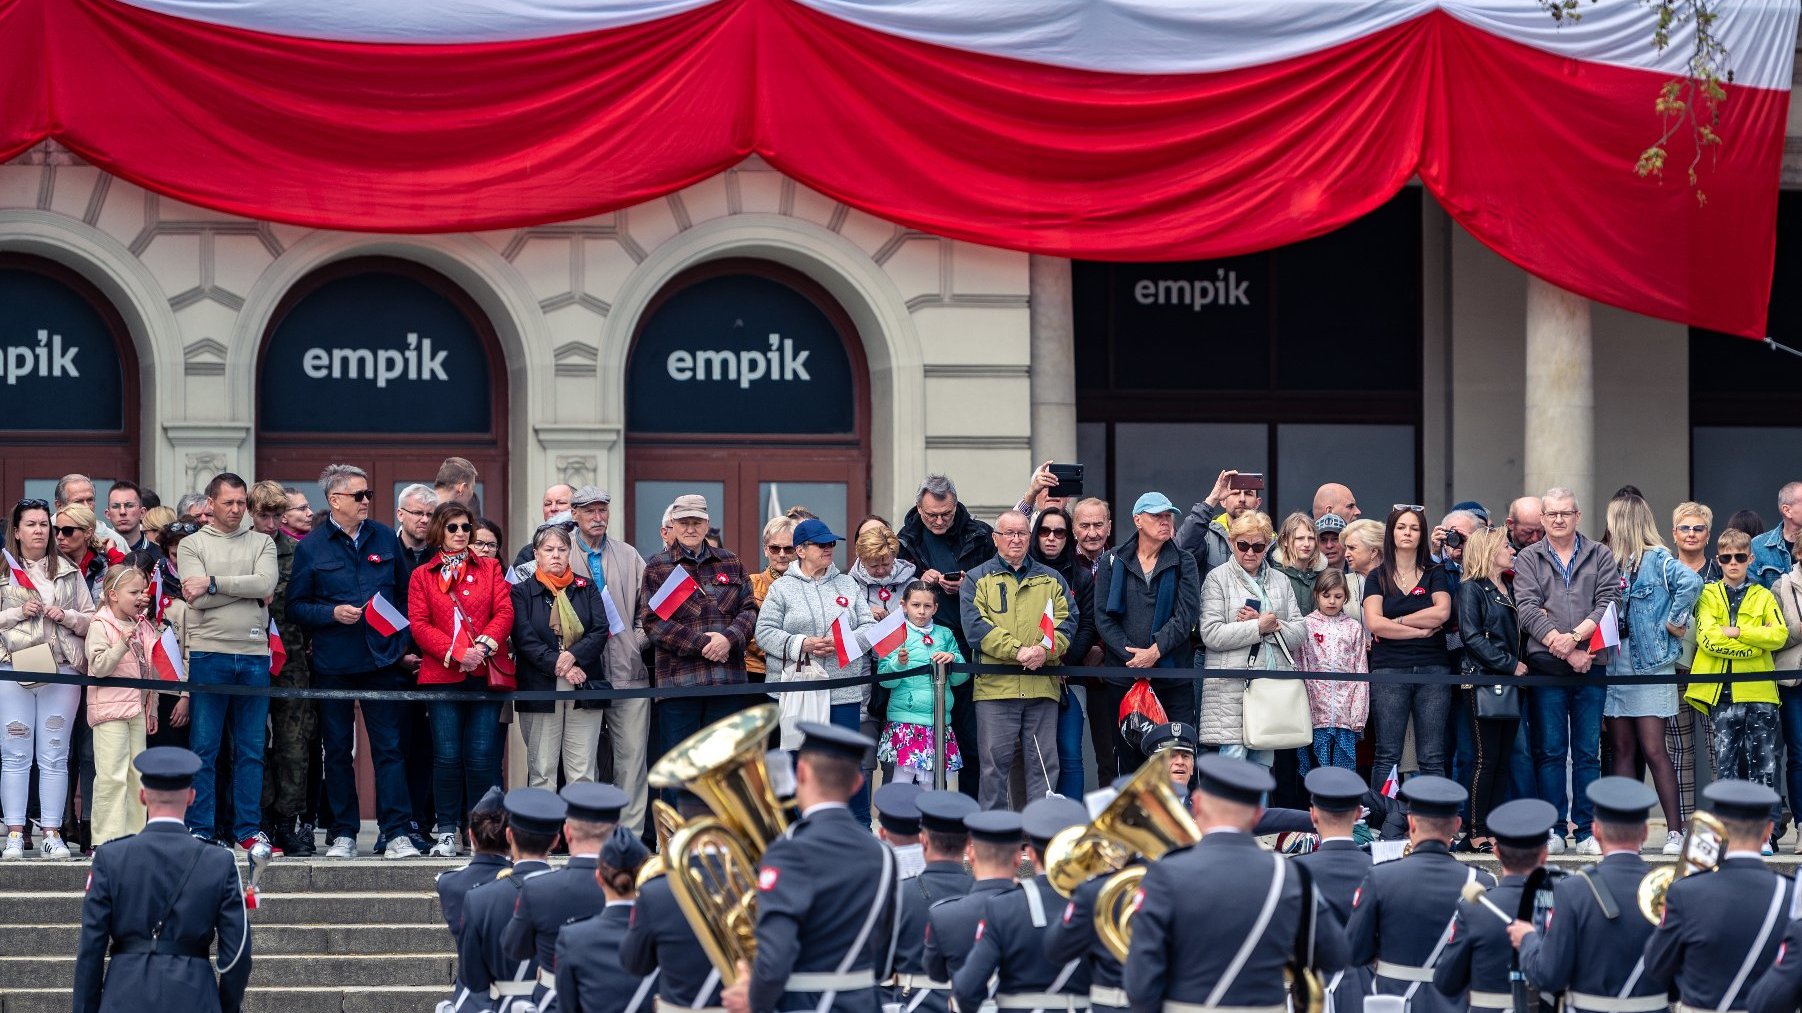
<box><xmin>926</xmin><ymin>877</ymin><xmax>1018</xmax><ymax>986</ymax></box>
<box><xmin>620</xmin><ymin>871</ymin><xmax>726</xmax><ymax>1011</ymax></box>
<box><xmin>1293</xmin><ymin>766</ymin><xmax>1376</xmax><ymax>1013</ymax></box>
<box><xmin>261</xmin><ymin>528</ymin><xmax>316</xmax><ymax>851</ymax></box>
<box><xmin>555</xmin><ymin>902</ymin><xmax>656</xmax><ymax>1013</ymax></box>
<box><xmin>1044</xmin><ymin>873</ymin><xmax>1126</xmax><ymax>1013</ymax></box>
<box><xmin>461</xmin><ymin>861</ymin><xmax>553</xmax><ymax>1012</ymax></box>
<box><xmin>440</xmin><ymin>853</ymin><xmax>513</xmax><ymax>938</ymax></box>
<box><xmin>953</xmin><ymin>798</ymin><xmax>1091</xmax><ymax>1013</ymax></box>
<box><xmin>506</xmin><ymin>784</ymin><xmax>628</xmax><ymax>1012</ymax></box>
<box><xmin>1747</xmin><ymin>916</ymin><xmax>1802</xmax><ymax>1013</ymax></box>
<box><xmin>72</xmin><ymin>749</ymin><xmax>252</xmax><ymax>1013</ymax></box>
<box><xmin>1344</xmin><ymin>777</ymin><xmax>1494</xmax><ymax>1013</ymax></box>
<box><xmin>1433</xmin><ymin>798</ymin><xmax>1558</xmax><ymax>1013</ymax></box>
<box><xmin>889</xmin><ymin>791</ymin><xmax>978</xmax><ymax>1013</ymax></box>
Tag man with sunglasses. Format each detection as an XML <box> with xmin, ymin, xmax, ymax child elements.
<box><xmin>1095</xmin><ymin>492</ymin><xmax>1201</xmax><ymax>757</ymax></box>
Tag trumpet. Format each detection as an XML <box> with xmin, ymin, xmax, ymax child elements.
<box><xmin>1638</xmin><ymin>810</ymin><xmax>1727</xmax><ymax>923</ymax></box>
<box><xmin>646</xmin><ymin>703</ymin><xmax>789</xmax><ymax>986</ymax></box>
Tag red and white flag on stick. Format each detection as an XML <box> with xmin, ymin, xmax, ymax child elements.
<box><xmin>647</xmin><ymin>566</ymin><xmax>699</xmax><ymax>620</ymax></box>
<box><xmin>267</xmin><ymin>619</ymin><xmax>287</xmax><ymax>676</ymax></box>
<box><xmin>151</xmin><ymin>627</ymin><xmax>186</xmax><ymax>682</ymax></box>
<box><xmin>867</xmin><ymin>610</ymin><xmax>909</xmax><ymax>658</ymax></box>
<box><xmin>449</xmin><ymin>608</ymin><xmax>476</xmax><ymax>662</ymax></box>
<box><xmin>1588</xmin><ymin>603</ymin><xmax>1621</xmax><ymax>653</ymax></box>
<box><xmin>832</xmin><ymin>611</ymin><xmax>866</xmax><ymax>668</ymax></box>
<box><xmin>599</xmin><ymin>586</ymin><xmax>628</xmax><ymax>636</ymax></box>
<box><xmin>1039</xmin><ymin>599</ymin><xmax>1057</xmax><ymax>648</ymax></box>
<box><xmin>365</xmin><ymin>591</ymin><xmax>409</xmax><ymax>637</ymax></box>
<box><xmin>3</xmin><ymin>549</ymin><xmax>36</xmax><ymax>595</ymax></box>
<box><xmin>1381</xmin><ymin>766</ymin><xmax>1400</xmax><ymax>799</ymax></box>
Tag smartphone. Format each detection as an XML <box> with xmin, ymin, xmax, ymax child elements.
<box><xmin>942</xmin><ymin>571</ymin><xmax>964</xmax><ymax>582</ymax></box>
<box><xmin>1244</xmin><ymin>598</ymin><xmax>1262</xmax><ymax>610</ymax></box>
<box><xmin>1047</xmin><ymin>463</ymin><xmax>1085</xmax><ymax>497</ymax></box>
<box><xmin>1228</xmin><ymin>472</ymin><xmax>1265</xmax><ymax>492</ymax></box>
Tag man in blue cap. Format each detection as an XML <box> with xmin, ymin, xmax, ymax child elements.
<box><xmin>1645</xmin><ymin>779</ymin><xmax>1795</xmax><ymax>1012</ymax></box>
<box><xmin>924</xmin><ymin>809</ymin><xmax>1024</xmax><ymax>988</ymax></box>
<box><xmin>1094</xmin><ymin>492</ymin><xmax>1202</xmax><ymax>737</ymax></box>
<box><xmin>620</xmin><ymin>790</ymin><xmax>725</xmax><ymax>1013</ymax></box>
<box><xmin>1508</xmin><ymin>777</ymin><xmax>1667</xmax><ymax>1012</ymax></box>
<box><xmin>73</xmin><ymin>747</ymin><xmax>252</xmax><ymax>1013</ymax></box>
<box><xmin>1433</xmin><ymin>798</ymin><xmax>1557</xmax><ymax>1011</ymax></box>
<box><xmin>507</xmin><ymin>782</ymin><xmax>630</xmax><ymax>1011</ymax></box>
<box><xmin>1346</xmin><ymin>776</ymin><xmax>1494</xmax><ymax>1013</ymax></box>
<box><xmin>954</xmin><ymin>796</ymin><xmax>1092</xmax><ymax>1013</ymax></box>
<box><xmin>458</xmin><ymin>787</ymin><xmax>566</xmax><ymax>1012</ymax></box>
<box><xmin>1125</xmin><ymin>755</ymin><xmax>1347</xmax><ymax>1013</ymax></box>
<box><xmin>723</xmin><ymin>722</ymin><xmax>899</xmax><ymax>1013</ymax></box>
<box><xmin>890</xmin><ymin>791</ymin><xmax>978</xmax><ymax>1013</ymax></box>
<box><xmin>554</xmin><ymin>825</ymin><xmax>656</xmax><ymax>1013</ymax></box>
<box><xmin>1293</xmin><ymin>766</ymin><xmax>1373</xmax><ymax>1013</ymax></box>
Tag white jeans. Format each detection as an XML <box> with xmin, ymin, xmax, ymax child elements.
<box><xmin>0</xmin><ymin>680</ymin><xmax>82</xmax><ymax>829</ymax></box>
<box><xmin>518</xmin><ymin>701</ymin><xmax>606</xmax><ymax>789</ymax></box>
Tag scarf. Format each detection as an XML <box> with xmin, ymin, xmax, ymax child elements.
<box><xmin>1103</xmin><ymin>540</ymin><xmax>1180</xmax><ymax>669</ymax></box>
<box><xmin>437</xmin><ymin>551</ymin><xmax>468</xmax><ymax>594</ymax></box>
<box><xmin>535</xmin><ymin>566</ymin><xmax>584</xmax><ymax>648</ymax></box>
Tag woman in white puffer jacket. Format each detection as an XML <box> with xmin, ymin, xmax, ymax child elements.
<box><xmin>1197</xmin><ymin>511</ymin><xmax>1304</xmax><ymax>768</ymax></box>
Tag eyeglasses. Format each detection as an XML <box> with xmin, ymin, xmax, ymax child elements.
<box><xmin>1676</xmin><ymin>524</ymin><xmax>1709</xmax><ymax>534</ymax></box>
<box><xmin>1040</xmin><ymin>528</ymin><xmax>1069</xmax><ymax>539</ymax></box>
<box><xmin>330</xmin><ymin>489</ymin><xmax>373</xmax><ymax>502</ymax></box>
<box><xmin>997</xmin><ymin>530</ymin><xmax>1031</xmax><ymax>541</ymax></box>
<box><xmin>765</xmin><ymin>543</ymin><xmax>796</xmax><ymax>555</ymax></box>
<box><xmin>53</xmin><ymin>526</ymin><xmax>86</xmax><ymax>538</ymax></box>
<box><xmin>1543</xmin><ymin>511</ymin><xmax>1577</xmax><ymax>521</ymax></box>
<box><xmin>471</xmin><ymin>539</ymin><xmax>500</xmax><ymax>550</ymax></box>
<box><xmin>1392</xmin><ymin>504</ymin><xmax>1425</xmax><ymax>513</ymax></box>
<box><xmin>398</xmin><ymin>506</ymin><xmax>429</xmax><ymax>518</ymax></box>
<box><xmin>1718</xmin><ymin>552</ymin><xmax>1751</xmax><ymax>564</ymax></box>
<box><xmin>165</xmin><ymin>521</ymin><xmax>202</xmax><ymax>536</ymax></box>
<box><xmin>444</xmin><ymin>522</ymin><xmax>472</xmax><ymax>533</ymax></box>
<box><xmin>1235</xmin><ymin>541</ymin><xmax>1269</xmax><ymax>554</ymax></box>
<box><xmin>920</xmin><ymin>508</ymin><xmax>957</xmax><ymax>523</ymax></box>
<box><xmin>13</xmin><ymin>498</ymin><xmax>49</xmax><ymax>512</ymax></box>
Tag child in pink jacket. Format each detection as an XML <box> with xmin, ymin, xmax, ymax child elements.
<box><xmin>1297</xmin><ymin>569</ymin><xmax>1368</xmax><ymax>773</ymax></box>
<box><xmin>83</xmin><ymin>565</ymin><xmax>162</xmax><ymax>848</ymax></box>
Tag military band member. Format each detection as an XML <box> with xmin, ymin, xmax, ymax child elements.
<box><xmin>953</xmin><ymin>797</ymin><xmax>1092</xmax><ymax>1013</ymax></box>
<box><xmin>1292</xmin><ymin>766</ymin><xmax>1374</xmax><ymax>1013</ymax></box>
<box><xmin>1645</xmin><ymin>779</ymin><xmax>1795</xmax><ymax>1012</ymax></box>
<box><xmin>72</xmin><ymin>747</ymin><xmax>252</xmax><ymax>1013</ymax></box>
<box><xmin>1124</xmin><ymin>755</ymin><xmax>1348</xmax><ymax>1013</ymax></box>
<box><xmin>876</xmin><ymin>782</ymin><xmax>929</xmax><ymax>879</ymax></box>
<box><xmin>1508</xmin><ymin>777</ymin><xmax>1667</xmax><ymax>1013</ymax></box>
<box><xmin>925</xmin><ymin>810</ymin><xmax>1024</xmax><ymax>989</ymax></box>
<box><xmin>438</xmin><ymin>787</ymin><xmax>513</xmax><ymax>939</ymax></box>
<box><xmin>1748</xmin><ymin>909</ymin><xmax>1802</xmax><ymax>1013</ymax></box>
<box><xmin>892</xmin><ymin>791</ymin><xmax>979</xmax><ymax>1013</ymax></box>
<box><xmin>555</xmin><ymin>825</ymin><xmax>658</xmax><ymax>1013</ymax></box>
<box><xmin>459</xmin><ymin>788</ymin><xmax>565</xmax><ymax>1012</ymax></box>
<box><xmin>1143</xmin><ymin>723</ymin><xmax>1314</xmax><ymax>837</ymax></box>
<box><xmin>506</xmin><ymin>782</ymin><xmax>628</xmax><ymax>1010</ymax></box>
<box><xmin>722</xmin><ymin>722</ymin><xmax>901</xmax><ymax>1013</ymax></box>
<box><xmin>1433</xmin><ymin>799</ymin><xmax>1558</xmax><ymax>1011</ymax></box>
<box><xmin>1346</xmin><ymin>776</ymin><xmax>1495</xmax><ymax>1013</ymax></box>
<box><xmin>620</xmin><ymin>792</ymin><xmax>726</xmax><ymax>1013</ymax></box>
<box><xmin>1044</xmin><ymin>777</ymin><xmax>1137</xmax><ymax>1013</ymax></box>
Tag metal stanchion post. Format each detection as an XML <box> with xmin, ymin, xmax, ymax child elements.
<box><xmin>931</xmin><ymin>659</ymin><xmax>949</xmax><ymax>791</ymax></box>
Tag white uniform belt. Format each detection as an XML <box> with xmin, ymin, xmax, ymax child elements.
<box><xmin>1467</xmin><ymin>990</ymin><xmax>1512</xmax><ymax>1010</ymax></box>
<box><xmin>490</xmin><ymin>981</ymin><xmax>537</xmax><ymax>997</ymax></box>
<box><xmin>653</xmin><ymin>1000</ymin><xmax>725</xmax><ymax>1013</ymax></box>
<box><xmin>1373</xmin><ymin>961</ymin><xmax>1435</xmax><ymax>984</ymax></box>
<box><xmin>1675</xmin><ymin>1004</ymin><xmax>1742</xmax><ymax>1013</ymax></box>
<box><xmin>993</xmin><ymin>994</ymin><xmax>1089</xmax><ymax>1010</ymax></box>
<box><xmin>1567</xmin><ymin>993</ymin><xmax>1669</xmax><ymax>1013</ymax></box>
<box><xmin>788</xmin><ymin>970</ymin><xmax>879</xmax><ymax>992</ymax></box>
<box><xmin>1160</xmin><ymin>1003</ymin><xmax>1285</xmax><ymax>1013</ymax></box>
<box><xmin>891</xmin><ymin>974</ymin><xmax>953</xmax><ymax>991</ymax></box>
<box><xmin>1089</xmin><ymin>986</ymin><xmax>1129</xmax><ymax>1008</ymax></box>
<box><xmin>538</xmin><ymin>968</ymin><xmax>556</xmax><ymax>987</ymax></box>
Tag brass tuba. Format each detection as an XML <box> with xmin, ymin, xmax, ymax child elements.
<box><xmin>647</xmin><ymin>703</ymin><xmax>790</xmax><ymax>985</ymax></box>
<box><xmin>1045</xmin><ymin>752</ymin><xmax>1200</xmax><ymax>962</ymax></box>
<box><xmin>633</xmin><ymin>799</ymin><xmax>688</xmax><ymax>889</ymax></box>
<box><xmin>1638</xmin><ymin>809</ymin><xmax>1727</xmax><ymax>923</ymax></box>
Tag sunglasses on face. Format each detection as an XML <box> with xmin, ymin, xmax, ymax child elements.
<box><xmin>1041</xmin><ymin>528</ymin><xmax>1069</xmax><ymax>538</ymax></box>
<box><xmin>166</xmin><ymin>521</ymin><xmax>202</xmax><ymax>536</ymax></box>
<box><xmin>444</xmin><ymin>522</ymin><xmax>472</xmax><ymax>534</ymax></box>
<box><xmin>1718</xmin><ymin>552</ymin><xmax>1751</xmax><ymax>564</ymax></box>
<box><xmin>766</xmin><ymin>543</ymin><xmax>796</xmax><ymax>554</ymax></box>
<box><xmin>1393</xmin><ymin>504</ymin><xmax>1425</xmax><ymax>513</ymax></box>
<box><xmin>1676</xmin><ymin>524</ymin><xmax>1709</xmax><ymax>534</ymax></box>
<box><xmin>331</xmin><ymin>489</ymin><xmax>374</xmax><ymax>502</ymax></box>
<box><xmin>54</xmin><ymin>526</ymin><xmax>86</xmax><ymax>538</ymax></box>
<box><xmin>1235</xmin><ymin>541</ymin><xmax>1269</xmax><ymax>554</ymax></box>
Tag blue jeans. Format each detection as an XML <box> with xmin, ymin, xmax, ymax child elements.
<box><xmin>427</xmin><ymin>682</ymin><xmax>504</xmax><ymax>834</ymax></box>
<box><xmin>1507</xmin><ymin>711</ymin><xmax>1537</xmax><ymax>802</ymax></box>
<box><xmin>186</xmin><ymin>651</ymin><xmax>270</xmax><ymax>841</ymax></box>
<box><xmin>1056</xmin><ymin>687</ymin><xmax>1086</xmax><ymax>798</ymax></box>
<box><xmin>1778</xmin><ymin>687</ymin><xmax>1802</xmax><ymax>837</ymax></box>
<box><xmin>315</xmin><ymin>667</ymin><xmax>414</xmax><ymax>841</ymax></box>
<box><xmin>1529</xmin><ymin>677</ymin><xmax>1605</xmax><ymax>840</ymax></box>
<box><xmin>829</xmin><ymin>703</ymin><xmax>871</xmax><ymax>827</ymax></box>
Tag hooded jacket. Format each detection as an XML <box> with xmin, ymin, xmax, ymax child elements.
<box><xmin>958</xmin><ymin>553</ymin><xmax>1073</xmax><ymax>702</ymax></box>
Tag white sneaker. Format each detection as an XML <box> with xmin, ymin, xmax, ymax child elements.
<box><xmin>1</xmin><ymin>832</ymin><xmax>23</xmax><ymax>860</ymax></box>
<box><xmin>428</xmin><ymin>832</ymin><xmax>459</xmax><ymax>858</ymax></box>
<box><xmin>1574</xmin><ymin>836</ymin><xmax>1602</xmax><ymax>856</ymax></box>
<box><xmin>325</xmin><ymin>836</ymin><xmax>358</xmax><ymax>859</ymax></box>
<box><xmin>384</xmin><ymin>836</ymin><xmax>421</xmax><ymax>859</ymax></box>
<box><xmin>1546</xmin><ymin>832</ymin><xmax>1567</xmax><ymax>855</ymax></box>
<box><xmin>1664</xmin><ymin>830</ymin><xmax>1684</xmax><ymax>856</ymax></box>
<box><xmin>38</xmin><ymin>832</ymin><xmax>70</xmax><ymax>860</ymax></box>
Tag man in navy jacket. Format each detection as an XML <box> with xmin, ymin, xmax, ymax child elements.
<box><xmin>288</xmin><ymin>463</ymin><xmax>418</xmax><ymax>859</ymax></box>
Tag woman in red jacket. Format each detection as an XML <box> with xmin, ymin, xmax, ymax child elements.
<box><xmin>407</xmin><ymin>502</ymin><xmax>514</xmax><ymax>858</ymax></box>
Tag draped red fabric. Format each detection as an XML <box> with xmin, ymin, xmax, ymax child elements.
<box><xmin>0</xmin><ymin>0</ymin><xmax>1787</xmax><ymax>336</ymax></box>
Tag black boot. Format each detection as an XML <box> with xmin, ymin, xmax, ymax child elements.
<box><xmin>285</xmin><ymin>818</ymin><xmax>317</xmax><ymax>857</ymax></box>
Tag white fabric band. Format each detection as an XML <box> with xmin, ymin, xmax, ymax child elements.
<box><xmin>1566</xmin><ymin>993</ymin><xmax>1669</xmax><ymax>1013</ymax></box>
<box><xmin>992</xmin><ymin>993</ymin><xmax>1090</xmax><ymax>1010</ymax></box>
<box><xmin>788</xmin><ymin>970</ymin><xmax>878</xmax><ymax>991</ymax></box>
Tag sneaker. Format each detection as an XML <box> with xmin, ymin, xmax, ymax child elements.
<box><xmin>239</xmin><ymin>832</ymin><xmax>283</xmax><ymax>858</ymax></box>
<box><xmin>1663</xmin><ymin>830</ymin><xmax>1684</xmax><ymax>856</ymax></box>
<box><xmin>384</xmin><ymin>836</ymin><xmax>421</xmax><ymax>859</ymax></box>
<box><xmin>1</xmin><ymin>832</ymin><xmax>23</xmax><ymax>860</ymax></box>
<box><xmin>1764</xmin><ymin>842</ymin><xmax>1776</xmax><ymax>857</ymax></box>
<box><xmin>428</xmin><ymin>832</ymin><xmax>460</xmax><ymax>858</ymax></box>
<box><xmin>285</xmin><ymin>823</ymin><xmax>317</xmax><ymax>858</ymax></box>
<box><xmin>38</xmin><ymin>832</ymin><xmax>70</xmax><ymax>860</ymax></box>
<box><xmin>1546</xmin><ymin>832</ymin><xmax>1567</xmax><ymax>855</ymax></box>
<box><xmin>325</xmin><ymin>836</ymin><xmax>358</xmax><ymax>859</ymax></box>
<box><xmin>372</xmin><ymin>833</ymin><xmax>388</xmax><ymax>855</ymax></box>
<box><xmin>1574</xmin><ymin>836</ymin><xmax>1602</xmax><ymax>856</ymax></box>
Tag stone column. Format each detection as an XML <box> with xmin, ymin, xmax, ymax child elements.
<box><xmin>1524</xmin><ymin>275</ymin><xmax>1593</xmax><ymax>513</ymax></box>
<box><xmin>1028</xmin><ymin>254</ymin><xmax>1077</xmax><ymax>464</ymax></box>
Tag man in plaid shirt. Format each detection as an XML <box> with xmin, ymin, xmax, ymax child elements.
<box><xmin>639</xmin><ymin>494</ymin><xmax>761</xmax><ymax>758</ymax></box>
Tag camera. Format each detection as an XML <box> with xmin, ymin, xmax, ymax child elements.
<box><xmin>1443</xmin><ymin>529</ymin><xmax>1466</xmax><ymax>549</ymax></box>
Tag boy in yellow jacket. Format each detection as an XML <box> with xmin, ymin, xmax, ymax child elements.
<box><xmin>1686</xmin><ymin>528</ymin><xmax>1790</xmax><ymax>847</ymax></box>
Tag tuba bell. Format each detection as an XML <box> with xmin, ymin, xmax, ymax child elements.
<box><xmin>1045</xmin><ymin>752</ymin><xmax>1200</xmax><ymax>962</ymax></box>
<box><xmin>633</xmin><ymin>799</ymin><xmax>688</xmax><ymax>889</ymax></box>
<box><xmin>646</xmin><ymin>703</ymin><xmax>790</xmax><ymax>985</ymax></box>
<box><xmin>1638</xmin><ymin>809</ymin><xmax>1727</xmax><ymax>923</ymax></box>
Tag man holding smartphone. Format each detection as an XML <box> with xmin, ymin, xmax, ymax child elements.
<box><xmin>1176</xmin><ymin>469</ymin><xmax>1264</xmax><ymax>580</ymax></box>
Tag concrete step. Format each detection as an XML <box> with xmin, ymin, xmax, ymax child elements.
<box><xmin>0</xmin><ymin>891</ymin><xmax>443</xmax><ymax>925</ymax></box>
<box><xmin>0</xmin><ymin>985</ymin><xmax>446</xmax><ymax>1013</ymax></box>
<box><xmin>12</xmin><ymin>922</ymin><xmax>451</xmax><ymax>956</ymax></box>
<box><xmin>0</xmin><ymin>857</ymin><xmax>462</xmax><ymax>894</ymax></box>
<box><xmin>0</xmin><ymin>953</ymin><xmax>456</xmax><ymax>989</ymax></box>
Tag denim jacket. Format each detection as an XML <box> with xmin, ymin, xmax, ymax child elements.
<box><xmin>1621</xmin><ymin>546</ymin><xmax>1703</xmax><ymax>673</ymax></box>
<box><xmin>1752</xmin><ymin>526</ymin><xmax>1796</xmax><ymax>590</ymax></box>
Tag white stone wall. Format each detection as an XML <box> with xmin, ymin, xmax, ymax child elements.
<box><xmin>0</xmin><ymin>152</ymin><xmax>1034</xmax><ymax>537</ymax></box>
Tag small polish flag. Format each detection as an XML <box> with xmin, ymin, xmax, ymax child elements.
<box><xmin>365</xmin><ymin>591</ymin><xmax>409</xmax><ymax>637</ymax></box>
<box><xmin>832</xmin><ymin>611</ymin><xmax>865</xmax><ymax>668</ymax></box>
<box><xmin>3</xmin><ymin>549</ymin><xmax>36</xmax><ymax>594</ymax></box>
<box><xmin>599</xmin><ymin>586</ymin><xmax>628</xmax><ymax>636</ymax></box>
<box><xmin>1380</xmin><ymin>766</ymin><xmax>1400</xmax><ymax>799</ymax></box>
<box><xmin>647</xmin><ymin>566</ymin><xmax>699</xmax><ymax>620</ymax></box>
<box><xmin>267</xmin><ymin>619</ymin><xmax>286</xmax><ymax>676</ymax></box>
<box><xmin>1588</xmin><ymin>602</ymin><xmax>1621</xmax><ymax>653</ymax></box>
<box><xmin>867</xmin><ymin>609</ymin><xmax>909</xmax><ymax>658</ymax></box>
<box><xmin>1039</xmin><ymin>599</ymin><xmax>1056</xmax><ymax>648</ymax></box>
<box><xmin>151</xmin><ymin>627</ymin><xmax>185</xmax><ymax>682</ymax></box>
<box><xmin>450</xmin><ymin>608</ymin><xmax>476</xmax><ymax>661</ymax></box>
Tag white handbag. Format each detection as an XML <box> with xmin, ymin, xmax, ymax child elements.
<box><xmin>775</xmin><ymin>652</ymin><xmax>832</xmax><ymax>751</ymax></box>
<box><xmin>1242</xmin><ymin>675</ymin><xmax>1313</xmax><ymax>750</ymax></box>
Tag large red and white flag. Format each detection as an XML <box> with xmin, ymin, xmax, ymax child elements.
<box><xmin>3</xmin><ymin>549</ymin><xmax>36</xmax><ymax>595</ymax></box>
<box><xmin>647</xmin><ymin>566</ymin><xmax>699</xmax><ymax>621</ymax></box>
<box><xmin>151</xmin><ymin>626</ymin><xmax>185</xmax><ymax>682</ymax></box>
<box><xmin>832</xmin><ymin>610</ymin><xmax>865</xmax><ymax>669</ymax></box>
<box><xmin>867</xmin><ymin>610</ymin><xmax>909</xmax><ymax>659</ymax></box>
<box><xmin>267</xmin><ymin>619</ymin><xmax>287</xmax><ymax>676</ymax></box>
<box><xmin>1039</xmin><ymin>599</ymin><xmax>1057</xmax><ymax>649</ymax></box>
<box><xmin>1589</xmin><ymin>603</ymin><xmax>1622</xmax><ymax>653</ymax></box>
<box><xmin>366</xmin><ymin>592</ymin><xmax>409</xmax><ymax>637</ymax></box>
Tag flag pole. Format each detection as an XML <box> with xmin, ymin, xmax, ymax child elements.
<box><xmin>931</xmin><ymin>658</ymin><xmax>949</xmax><ymax>792</ymax></box>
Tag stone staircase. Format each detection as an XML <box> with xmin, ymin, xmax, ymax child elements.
<box><xmin>0</xmin><ymin>855</ymin><xmax>464</xmax><ymax>1013</ymax></box>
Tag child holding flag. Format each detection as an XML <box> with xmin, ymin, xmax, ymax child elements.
<box><xmin>83</xmin><ymin>565</ymin><xmax>162</xmax><ymax>847</ymax></box>
<box><xmin>875</xmin><ymin>581</ymin><xmax>966</xmax><ymax>785</ymax></box>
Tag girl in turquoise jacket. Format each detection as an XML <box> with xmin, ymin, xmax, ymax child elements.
<box><xmin>875</xmin><ymin>581</ymin><xmax>968</xmax><ymax>783</ymax></box>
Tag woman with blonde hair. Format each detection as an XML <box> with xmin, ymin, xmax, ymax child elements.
<box><xmin>745</xmin><ymin>515</ymin><xmax>797</xmax><ymax>681</ymax></box>
<box><xmin>54</xmin><ymin>504</ymin><xmax>112</xmax><ymax>602</ymax></box>
<box><xmin>1197</xmin><ymin>511</ymin><xmax>1304</xmax><ymax>767</ymax></box>
<box><xmin>1340</xmin><ymin>518</ymin><xmax>1385</xmax><ymax>616</ymax></box>
<box><xmin>1456</xmin><ymin>527</ymin><xmax>1525</xmax><ymax>850</ymax></box>
<box><xmin>1270</xmin><ymin>511</ymin><xmax>1327</xmax><ymax>608</ymax></box>
<box><xmin>141</xmin><ymin>505</ymin><xmax>177</xmax><ymax>543</ymax></box>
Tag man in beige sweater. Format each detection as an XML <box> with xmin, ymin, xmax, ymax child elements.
<box><xmin>174</xmin><ymin>472</ymin><xmax>278</xmax><ymax>850</ymax></box>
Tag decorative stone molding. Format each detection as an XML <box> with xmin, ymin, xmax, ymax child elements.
<box><xmin>184</xmin><ymin>452</ymin><xmax>228</xmax><ymax>494</ymax></box>
<box><xmin>183</xmin><ymin>337</ymin><xmax>229</xmax><ymax>376</ymax></box>
<box><xmin>553</xmin><ymin>341</ymin><xmax>599</xmax><ymax>377</ymax></box>
<box><xmin>555</xmin><ymin>455</ymin><xmax>599</xmax><ymax>489</ymax></box>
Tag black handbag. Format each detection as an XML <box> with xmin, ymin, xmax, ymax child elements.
<box><xmin>1469</xmin><ymin>677</ymin><xmax>1521</xmax><ymax>720</ymax></box>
